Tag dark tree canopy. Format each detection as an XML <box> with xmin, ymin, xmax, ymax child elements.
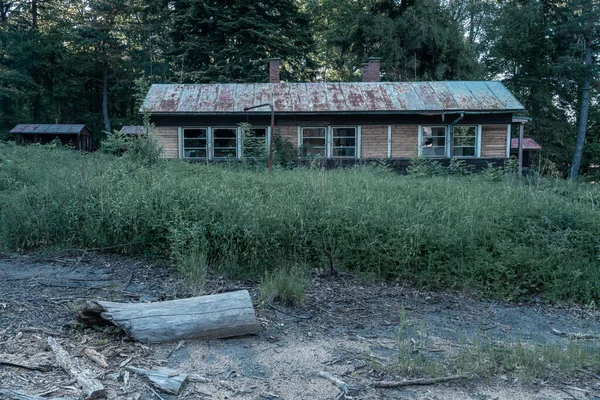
<box><xmin>0</xmin><ymin>0</ymin><xmax>598</xmax><ymax>176</ymax></box>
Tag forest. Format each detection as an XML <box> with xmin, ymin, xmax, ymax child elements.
<box><xmin>0</xmin><ymin>0</ymin><xmax>598</xmax><ymax>176</ymax></box>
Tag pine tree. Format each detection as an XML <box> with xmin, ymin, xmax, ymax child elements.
<box><xmin>170</xmin><ymin>0</ymin><xmax>317</xmax><ymax>83</ymax></box>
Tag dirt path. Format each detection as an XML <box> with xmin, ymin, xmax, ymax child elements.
<box><xmin>1</xmin><ymin>253</ymin><xmax>599</xmax><ymax>399</ymax></box>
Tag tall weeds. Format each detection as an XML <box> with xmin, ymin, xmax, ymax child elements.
<box><xmin>1</xmin><ymin>142</ymin><xmax>599</xmax><ymax>303</ymax></box>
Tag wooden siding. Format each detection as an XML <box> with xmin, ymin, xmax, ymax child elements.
<box><xmin>153</xmin><ymin>126</ymin><xmax>178</xmax><ymax>158</ymax></box>
<box><xmin>481</xmin><ymin>125</ymin><xmax>508</xmax><ymax>158</ymax></box>
<box><xmin>391</xmin><ymin>125</ymin><xmax>418</xmax><ymax>158</ymax></box>
<box><xmin>361</xmin><ymin>125</ymin><xmax>388</xmax><ymax>158</ymax></box>
<box><xmin>274</xmin><ymin>126</ymin><xmax>298</xmax><ymax>146</ymax></box>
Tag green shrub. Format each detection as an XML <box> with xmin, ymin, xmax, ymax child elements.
<box><xmin>1</xmin><ymin>144</ymin><xmax>599</xmax><ymax>303</ymax></box>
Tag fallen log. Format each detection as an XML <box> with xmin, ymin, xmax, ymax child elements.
<box><xmin>0</xmin><ymin>388</ymin><xmax>77</xmax><ymax>400</ymax></box>
<box><xmin>126</xmin><ymin>366</ymin><xmax>187</xmax><ymax>394</ymax></box>
<box><xmin>79</xmin><ymin>290</ymin><xmax>259</xmax><ymax>343</ymax></box>
<box><xmin>47</xmin><ymin>337</ymin><xmax>106</xmax><ymax>399</ymax></box>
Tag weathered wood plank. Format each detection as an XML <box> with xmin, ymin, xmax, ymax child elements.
<box><xmin>47</xmin><ymin>338</ymin><xmax>106</xmax><ymax>400</ymax></box>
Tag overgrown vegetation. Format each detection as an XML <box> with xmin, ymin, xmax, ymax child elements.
<box><xmin>260</xmin><ymin>266</ymin><xmax>308</xmax><ymax>306</ymax></box>
<box><xmin>396</xmin><ymin>308</ymin><xmax>600</xmax><ymax>383</ymax></box>
<box><xmin>1</xmin><ymin>144</ymin><xmax>599</xmax><ymax>303</ymax></box>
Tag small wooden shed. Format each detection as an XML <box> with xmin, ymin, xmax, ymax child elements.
<box><xmin>510</xmin><ymin>137</ymin><xmax>542</xmax><ymax>168</ymax></box>
<box><xmin>10</xmin><ymin>124</ymin><xmax>93</xmax><ymax>151</ymax></box>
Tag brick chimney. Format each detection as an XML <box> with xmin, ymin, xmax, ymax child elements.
<box><xmin>269</xmin><ymin>58</ymin><xmax>280</xmax><ymax>83</ymax></box>
<box><xmin>362</xmin><ymin>57</ymin><xmax>381</xmax><ymax>82</ymax></box>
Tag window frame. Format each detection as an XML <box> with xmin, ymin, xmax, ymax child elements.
<box><xmin>298</xmin><ymin>126</ymin><xmax>361</xmax><ymax>159</ymax></box>
<box><xmin>417</xmin><ymin>124</ymin><xmax>482</xmax><ymax>159</ymax></box>
<box><xmin>299</xmin><ymin>126</ymin><xmax>328</xmax><ymax>158</ymax></box>
<box><xmin>331</xmin><ymin>126</ymin><xmax>359</xmax><ymax>159</ymax></box>
<box><xmin>211</xmin><ymin>126</ymin><xmax>239</xmax><ymax>159</ymax></box>
<box><xmin>180</xmin><ymin>127</ymin><xmax>209</xmax><ymax>160</ymax></box>
<box><xmin>452</xmin><ymin>125</ymin><xmax>481</xmax><ymax>158</ymax></box>
<box><xmin>418</xmin><ymin>126</ymin><xmax>449</xmax><ymax>158</ymax></box>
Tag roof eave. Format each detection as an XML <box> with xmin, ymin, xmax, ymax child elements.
<box><xmin>142</xmin><ymin>109</ymin><xmax>524</xmax><ymax>116</ymax></box>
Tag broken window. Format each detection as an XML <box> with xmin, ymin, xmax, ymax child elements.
<box><xmin>183</xmin><ymin>128</ymin><xmax>207</xmax><ymax>158</ymax></box>
<box><xmin>213</xmin><ymin>128</ymin><xmax>238</xmax><ymax>158</ymax></box>
<box><xmin>301</xmin><ymin>127</ymin><xmax>327</xmax><ymax>157</ymax></box>
<box><xmin>332</xmin><ymin>127</ymin><xmax>357</xmax><ymax>158</ymax></box>
<box><xmin>420</xmin><ymin>126</ymin><xmax>447</xmax><ymax>157</ymax></box>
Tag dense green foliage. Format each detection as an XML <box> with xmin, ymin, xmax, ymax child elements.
<box><xmin>1</xmin><ymin>144</ymin><xmax>599</xmax><ymax>303</ymax></box>
<box><xmin>0</xmin><ymin>1</ymin><xmax>597</xmax><ymax>174</ymax></box>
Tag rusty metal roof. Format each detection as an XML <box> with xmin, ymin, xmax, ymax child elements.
<box><xmin>119</xmin><ymin>125</ymin><xmax>147</xmax><ymax>135</ymax></box>
<box><xmin>10</xmin><ymin>124</ymin><xmax>91</xmax><ymax>135</ymax></box>
<box><xmin>511</xmin><ymin>138</ymin><xmax>542</xmax><ymax>151</ymax></box>
<box><xmin>141</xmin><ymin>81</ymin><xmax>524</xmax><ymax>114</ymax></box>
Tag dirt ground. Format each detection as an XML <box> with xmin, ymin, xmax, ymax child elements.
<box><xmin>1</xmin><ymin>252</ymin><xmax>599</xmax><ymax>400</ymax></box>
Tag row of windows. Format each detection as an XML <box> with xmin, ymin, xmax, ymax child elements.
<box><xmin>179</xmin><ymin>125</ymin><xmax>481</xmax><ymax>159</ymax></box>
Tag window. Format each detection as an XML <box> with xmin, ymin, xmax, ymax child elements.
<box><xmin>301</xmin><ymin>127</ymin><xmax>327</xmax><ymax>157</ymax></box>
<box><xmin>453</xmin><ymin>126</ymin><xmax>478</xmax><ymax>157</ymax></box>
<box><xmin>213</xmin><ymin>128</ymin><xmax>238</xmax><ymax>158</ymax></box>
<box><xmin>418</xmin><ymin>125</ymin><xmax>481</xmax><ymax>158</ymax></box>
<box><xmin>183</xmin><ymin>128</ymin><xmax>207</xmax><ymax>158</ymax></box>
<box><xmin>332</xmin><ymin>127</ymin><xmax>357</xmax><ymax>158</ymax></box>
<box><xmin>420</xmin><ymin>126</ymin><xmax>447</xmax><ymax>157</ymax></box>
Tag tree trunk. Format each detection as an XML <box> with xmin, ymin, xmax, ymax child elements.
<box><xmin>31</xmin><ymin>0</ymin><xmax>37</xmax><ymax>31</ymax></box>
<box><xmin>569</xmin><ymin>23</ymin><xmax>593</xmax><ymax>179</ymax></box>
<box><xmin>102</xmin><ymin>56</ymin><xmax>111</xmax><ymax>134</ymax></box>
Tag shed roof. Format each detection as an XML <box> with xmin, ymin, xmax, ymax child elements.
<box><xmin>120</xmin><ymin>125</ymin><xmax>147</xmax><ymax>135</ymax></box>
<box><xmin>511</xmin><ymin>138</ymin><xmax>542</xmax><ymax>151</ymax></box>
<box><xmin>141</xmin><ymin>81</ymin><xmax>525</xmax><ymax>115</ymax></box>
<box><xmin>10</xmin><ymin>124</ymin><xmax>91</xmax><ymax>135</ymax></box>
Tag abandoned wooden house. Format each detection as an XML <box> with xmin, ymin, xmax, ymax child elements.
<box><xmin>10</xmin><ymin>124</ymin><xmax>93</xmax><ymax>151</ymax></box>
<box><xmin>141</xmin><ymin>59</ymin><xmax>527</xmax><ymax>167</ymax></box>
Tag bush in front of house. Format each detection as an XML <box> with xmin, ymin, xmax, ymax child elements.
<box><xmin>0</xmin><ymin>142</ymin><xmax>599</xmax><ymax>304</ymax></box>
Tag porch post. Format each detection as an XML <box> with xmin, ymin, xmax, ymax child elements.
<box><xmin>518</xmin><ymin>122</ymin><xmax>524</xmax><ymax>173</ymax></box>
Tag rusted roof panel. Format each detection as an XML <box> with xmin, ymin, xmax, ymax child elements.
<box><xmin>486</xmin><ymin>82</ymin><xmax>524</xmax><ymax>110</ymax></box>
<box><xmin>253</xmin><ymin>84</ymin><xmax>272</xmax><ymax>108</ymax></box>
<box><xmin>142</xmin><ymin>81</ymin><xmax>524</xmax><ymax>114</ymax></box>
<box><xmin>511</xmin><ymin>138</ymin><xmax>542</xmax><ymax>150</ymax></box>
<box><xmin>10</xmin><ymin>124</ymin><xmax>89</xmax><ymax>135</ymax></box>
<box><xmin>290</xmin><ymin>83</ymin><xmax>310</xmax><ymax>112</ymax></box>
<box><xmin>378</xmin><ymin>83</ymin><xmax>406</xmax><ymax>110</ymax></box>
<box><xmin>215</xmin><ymin>84</ymin><xmax>235</xmax><ymax>112</ymax></box>
<box><xmin>272</xmin><ymin>84</ymin><xmax>292</xmax><ymax>112</ymax></box>
<box><xmin>305</xmin><ymin>83</ymin><xmax>328</xmax><ymax>112</ymax></box>
<box><xmin>444</xmin><ymin>81</ymin><xmax>482</xmax><ymax>110</ymax></box>
<box><xmin>412</xmin><ymin>82</ymin><xmax>444</xmax><ymax>110</ymax></box>
<box><xmin>428</xmin><ymin>82</ymin><xmax>459</xmax><ymax>110</ymax></box>
<box><xmin>464</xmin><ymin>81</ymin><xmax>503</xmax><ymax>109</ymax></box>
<box><xmin>177</xmin><ymin>85</ymin><xmax>201</xmax><ymax>112</ymax></box>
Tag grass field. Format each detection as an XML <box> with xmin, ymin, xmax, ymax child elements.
<box><xmin>1</xmin><ymin>142</ymin><xmax>599</xmax><ymax>303</ymax></box>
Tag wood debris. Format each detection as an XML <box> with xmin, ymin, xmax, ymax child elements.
<box><xmin>373</xmin><ymin>374</ymin><xmax>470</xmax><ymax>388</ymax></box>
<box><xmin>126</xmin><ymin>366</ymin><xmax>187</xmax><ymax>395</ymax></box>
<box><xmin>47</xmin><ymin>337</ymin><xmax>106</xmax><ymax>399</ymax></box>
<box><xmin>0</xmin><ymin>388</ymin><xmax>77</xmax><ymax>400</ymax></box>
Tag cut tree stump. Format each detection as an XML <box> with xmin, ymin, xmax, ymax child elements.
<box><xmin>47</xmin><ymin>337</ymin><xmax>106</xmax><ymax>399</ymax></box>
<box><xmin>79</xmin><ymin>290</ymin><xmax>259</xmax><ymax>343</ymax></box>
